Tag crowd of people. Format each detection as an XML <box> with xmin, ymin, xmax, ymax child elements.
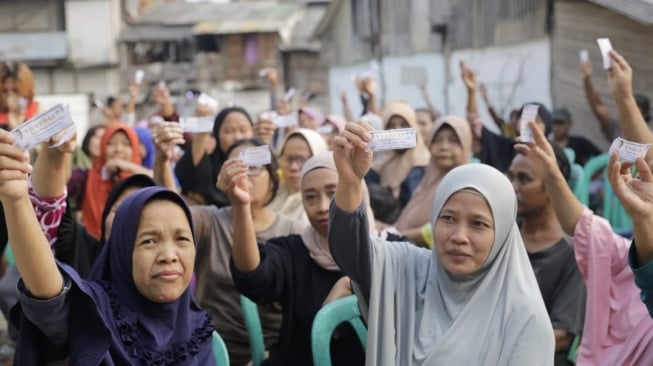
<box><xmin>0</xmin><ymin>46</ymin><xmax>651</xmax><ymax>366</ymax></box>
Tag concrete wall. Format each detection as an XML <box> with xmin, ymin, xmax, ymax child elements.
<box><xmin>65</xmin><ymin>0</ymin><xmax>122</xmax><ymax>66</ymax></box>
<box><xmin>328</xmin><ymin>39</ymin><xmax>552</xmax><ymax>130</ymax></box>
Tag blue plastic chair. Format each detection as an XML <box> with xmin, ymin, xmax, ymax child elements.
<box><xmin>212</xmin><ymin>330</ymin><xmax>230</xmax><ymax>366</ymax></box>
<box><xmin>240</xmin><ymin>295</ymin><xmax>266</xmax><ymax>366</ymax></box>
<box><xmin>564</xmin><ymin>147</ymin><xmax>576</xmax><ymax>165</ymax></box>
<box><xmin>311</xmin><ymin>295</ymin><xmax>367</xmax><ymax>366</ymax></box>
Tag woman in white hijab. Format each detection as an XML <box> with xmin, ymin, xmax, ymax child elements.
<box><xmin>328</xmin><ymin>121</ymin><xmax>555</xmax><ymax>365</ymax></box>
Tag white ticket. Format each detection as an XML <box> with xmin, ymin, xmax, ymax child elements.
<box><xmin>158</xmin><ymin>80</ymin><xmax>166</xmax><ymax>89</ymax></box>
<box><xmin>518</xmin><ymin>104</ymin><xmax>540</xmax><ymax>143</ymax></box>
<box><xmin>273</xmin><ymin>113</ymin><xmax>298</xmax><ymax>128</ymax></box>
<box><xmin>597</xmin><ymin>38</ymin><xmax>613</xmax><ymax>70</ymax></box>
<box><xmin>579</xmin><ymin>49</ymin><xmax>589</xmax><ymax>64</ymax></box>
<box><xmin>284</xmin><ymin>88</ymin><xmax>296</xmax><ymax>102</ymax></box>
<box><xmin>317</xmin><ymin>124</ymin><xmax>334</xmax><ymax>135</ymax></box>
<box><xmin>366</xmin><ymin>128</ymin><xmax>417</xmax><ymax>152</ymax></box>
<box><xmin>239</xmin><ymin>145</ymin><xmax>271</xmax><ymax>166</ymax></box>
<box><xmin>179</xmin><ymin>116</ymin><xmax>214</xmax><ymax>133</ymax></box>
<box><xmin>258</xmin><ymin>69</ymin><xmax>267</xmax><ymax>78</ymax></box>
<box><xmin>197</xmin><ymin>93</ymin><xmax>219</xmax><ymax>111</ymax></box>
<box><xmin>11</xmin><ymin>104</ymin><xmax>76</xmax><ymax>150</ymax></box>
<box><xmin>134</xmin><ymin>70</ymin><xmax>145</xmax><ymax>85</ymax></box>
<box><xmin>260</xmin><ymin>110</ymin><xmax>278</xmax><ymax>122</ymax></box>
<box><xmin>609</xmin><ymin>137</ymin><xmax>650</xmax><ymax>164</ymax></box>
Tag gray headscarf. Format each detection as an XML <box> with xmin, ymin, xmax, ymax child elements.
<box><xmin>364</xmin><ymin>163</ymin><xmax>554</xmax><ymax>365</ymax></box>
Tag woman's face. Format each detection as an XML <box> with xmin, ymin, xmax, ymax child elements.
<box><xmin>385</xmin><ymin>116</ymin><xmax>409</xmax><ymax>130</ymax></box>
<box><xmin>280</xmin><ymin>136</ymin><xmax>312</xmax><ymax>193</ymax></box>
<box><xmin>89</xmin><ymin>127</ymin><xmax>106</xmax><ymax>160</ymax></box>
<box><xmin>299</xmin><ymin>111</ymin><xmax>318</xmax><ymax>130</ymax></box>
<box><xmin>227</xmin><ymin>144</ymin><xmax>272</xmax><ymax>206</ymax></box>
<box><xmin>302</xmin><ymin>168</ymin><xmax>338</xmax><ymax>238</ymax></box>
<box><xmin>416</xmin><ymin>111</ymin><xmax>432</xmax><ymax>144</ymax></box>
<box><xmin>104</xmin><ymin>187</ymin><xmax>139</xmax><ymax>242</ymax></box>
<box><xmin>218</xmin><ymin>112</ymin><xmax>253</xmax><ymax>154</ymax></box>
<box><xmin>132</xmin><ymin>200</ymin><xmax>195</xmax><ymax>303</ymax></box>
<box><xmin>434</xmin><ymin>190</ymin><xmax>495</xmax><ymax>276</ymax></box>
<box><xmin>105</xmin><ymin>131</ymin><xmax>133</xmax><ymax>161</ymax></box>
<box><xmin>430</xmin><ymin>125</ymin><xmax>464</xmax><ymax>171</ymax></box>
<box><xmin>2</xmin><ymin>78</ymin><xmax>17</xmax><ymax>97</ymax></box>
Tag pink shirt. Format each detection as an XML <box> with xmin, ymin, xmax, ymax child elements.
<box><xmin>574</xmin><ymin>208</ymin><xmax>653</xmax><ymax>365</ymax></box>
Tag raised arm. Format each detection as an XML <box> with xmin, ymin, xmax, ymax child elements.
<box><xmin>219</xmin><ymin>159</ymin><xmax>261</xmax><ymax>272</ymax></box>
<box><xmin>581</xmin><ymin>59</ymin><xmax>616</xmax><ymax>141</ymax></box>
<box><xmin>152</xmin><ymin>122</ymin><xmax>185</xmax><ymax>190</ymax></box>
<box><xmin>126</xmin><ymin>82</ymin><xmax>140</xmax><ymax>126</ymax></box>
<box><xmin>419</xmin><ymin>83</ymin><xmax>441</xmax><ymax>121</ymax></box>
<box><xmin>515</xmin><ymin>121</ymin><xmax>583</xmax><ymax>236</ymax></box>
<box><xmin>607</xmin><ymin>155</ymin><xmax>653</xmax><ymax>266</ymax></box>
<box><xmin>608</xmin><ymin>50</ymin><xmax>653</xmax><ymax>166</ymax></box>
<box><xmin>340</xmin><ymin>91</ymin><xmax>354</xmax><ymax>122</ymax></box>
<box><xmin>0</xmin><ymin>131</ymin><xmax>63</xmax><ymax>299</ymax></box>
<box><xmin>479</xmin><ymin>83</ymin><xmax>505</xmax><ymax>130</ymax></box>
<box><xmin>32</xmin><ymin>132</ymin><xmax>76</xmax><ymax>198</ymax></box>
<box><xmin>461</xmin><ymin>61</ymin><xmax>479</xmax><ymax>116</ymax></box>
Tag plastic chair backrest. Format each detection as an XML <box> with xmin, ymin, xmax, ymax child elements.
<box><xmin>569</xmin><ymin>163</ymin><xmax>585</xmax><ymax>199</ymax></box>
<box><xmin>567</xmin><ymin>334</ymin><xmax>581</xmax><ymax>363</ymax></box>
<box><xmin>576</xmin><ymin>153</ymin><xmax>633</xmax><ymax>234</ymax></box>
<box><xmin>240</xmin><ymin>295</ymin><xmax>266</xmax><ymax>366</ymax></box>
<box><xmin>577</xmin><ymin>153</ymin><xmax>610</xmax><ymax>205</ymax></box>
<box><xmin>311</xmin><ymin>295</ymin><xmax>367</xmax><ymax>366</ymax></box>
<box><xmin>212</xmin><ymin>330</ymin><xmax>230</xmax><ymax>366</ymax></box>
<box><xmin>564</xmin><ymin>147</ymin><xmax>576</xmax><ymax>165</ymax></box>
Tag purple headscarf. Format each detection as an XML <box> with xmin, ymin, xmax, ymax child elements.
<box><xmin>13</xmin><ymin>187</ymin><xmax>214</xmax><ymax>365</ymax></box>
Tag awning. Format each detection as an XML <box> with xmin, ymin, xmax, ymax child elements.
<box><xmin>118</xmin><ymin>25</ymin><xmax>195</xmax><ymax>43</ymax></box>
<box><xmin>0</xmin><ymin>32</ymin><xmax>67</xmax><ymax>62</ymax></box>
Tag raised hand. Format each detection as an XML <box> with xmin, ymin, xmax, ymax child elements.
<box><xmin>607</xmin><ymin>50</ymin><xmax>633</xmax><ymax>100</ymax></box>
<box><xmin>216</xmin><ymin>159</ymin><xmax>251</xmax><ymax>205</ymax></box>
<box><xmin>607</xmin><ymin>154</ymin><xmax>653</xmax><ymax>219</ymax></box>
<box><xmin>152</xmin><ymin>122</ymin><xmax>186</xmax><ymax>161</ymax></box>
<box><xmin>580</xmin><ymin>59</ymin><xmax>593</xmax><ymax>80</ymax></box>
<box><xmin>254</xmin><ymin>113</ymin><xmax>276</xmax><ymax>145</ymax></box>
<box><xmin>128</xmin><ymin>82</ymin><xmax>141</xmax><ymax>99</ymax></box>
<box><xmin>514</xmin><ymin>120</ymin><xmax>561</xmax><ymax>182</ymax></box>
<box><xmin>0</xmin><ymin>130</ymin><xmax>32</xmax><ymax>203</ymax></box>
<box><xmin>332</xmin><ymin>121</ymin><xmax>374</xmax><ymax>186</ymax></box>
<box><xmin>47</xmin><ymin>129</ymin><xmax>77</xmax><ymax>154</ymax></box>
<box><xmin>460</xmin><ymin>61</ymin><xmax>478</xmax><ymax>91</ymax></box>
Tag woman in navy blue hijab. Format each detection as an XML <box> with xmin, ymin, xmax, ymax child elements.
<box><xmin>0</xmin><ymin>137</ymin><xmax>215</xmax><ymax>366</ymax></box>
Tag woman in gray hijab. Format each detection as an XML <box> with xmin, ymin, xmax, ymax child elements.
<box><xmin>327</xmin><ymin>121</ymin><xmax>554</xmax><ymax>365</ymax></box>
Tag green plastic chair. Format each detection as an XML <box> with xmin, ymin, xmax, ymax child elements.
<box><xmin>311</xmin><ymin>295</ymin><xmax>367</xmax><ymax>366</ymax></box>
<box><xmin>567</xmin><ymin>334</ymin><xmax>581</xmax><ymax>363</ymax></box>
<box><xmin>240</xmin><ymin>295</ymin><xmax>266</xmax><ymax>366</ymax></box>
<box><xmin>564</xmin><ymin>147</ymin><xmax>576</xmax><ymax>165</ymax></box>
<box><xmin>212</xmin><ymin>330</ymin><xmax>230</xmax><ymax>366</ymax></box>
<box><xmin>576</xmin><ymin>153</ymin><xmax>632</xmax><ymax>235</ymax></box>
<box><xmin>569</xmin><ymin>163</ymin><xmax>585</xmax><ymax>199</ymax></box>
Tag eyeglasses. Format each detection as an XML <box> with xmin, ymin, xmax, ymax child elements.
<box><xmin>247</xmin><ymin>165</ymin><xmax>265</xmax><ymax>177</ymax></box>
<box><xmin>281</xmin><ymin>155</ymin><xmax>309</xmax><ymax>167</ymax></box>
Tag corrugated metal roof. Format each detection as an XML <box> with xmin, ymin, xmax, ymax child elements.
<box><xmin>280</xmin><ymin>3</ymin><xmax>329</xmax><ymax>51</ymax></box>
<box><xmin>0</xmin><ymin>32</ymin><xmax>67</xmax><ymax>62</ymax></box>
<box><xmin>118</xmin><ymin>25</ymin><xmax>195</xmax><ymax>42</ymax></box>
<box><xmin>589</xmin><ymin>0</ymin><xmax>653</xmax><ymax>25</ymax></box>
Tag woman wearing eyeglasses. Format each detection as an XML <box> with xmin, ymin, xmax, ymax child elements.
<box><xmin>152</xmin><ymin>132</ymin><xmax>304</xmax><ymax>366</ymax></box>
<box><xmin>267</xmin><ymin>129</ymin><xmax>328</xmax><ymax>225</ymax></box>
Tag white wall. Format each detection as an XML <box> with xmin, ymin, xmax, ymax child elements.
<box><xmin>65</xmin><ymin>0</ymin><xmax>120</xmax><ymax>66</ymax></box>
<box><xmin>328</xmin><ymin>39</ymin><xmax>552</xmax><ymax>132</ymax></box>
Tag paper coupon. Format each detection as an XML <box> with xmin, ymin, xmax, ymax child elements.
<box><xmin>597</xmin><ymin>38</ymin><xmax>613</xmax><ymax>70</ymax></box>
<box><xmin>179</xmin><ymin>116</ymin><xmax>215</xmax><ymax>133</ymax></box>
<box><xmin>134</xmin><ymin>70</ymin><xmax>145</xmax><ymax>85</ymax></box>
<box><xmin>158</xmin><ymin>80</ymin><xmax>166</xmax><ymax>90</ymax></box>
<box><xmin>259</xmin><ymin>69</ymin><xmax>267</xmax><ymax>78</ymax></box>
<box><xmin>284</xmin><ymin>88</ymin><xmax>296</xmax><ymax>103</ymax></box>
<box><xmin>579</xmin><ymin>49</ymin><xmax>589</xmax><ymax>64</ymax></box>
<box><xmin>609</xmin><ymin>137</ymin><xmax>650</xmax><ymax>164</ymax></box>
<box><xmin>317</xmin><ymin>124</ymin><xmax>334</xmax><ymax>135</ymax></box>
<box><xmin>11</xmin><ymin>104</ymin><xmax>76</xmax><ymax>150</ymax></box>
<box><xmin>273</xmin><ymin>113</ymin><xmax>298</xmax><ymax>128</ymax></box>
<box><xmin>366</xmin><ymin>128</ymin><xmax>417</xmax><ymax>152</ymax></box>
<box><xmin>518</xmin><ymin>104</ymin><xmax>540</xmax><ymax>143</ymax></box>
<box><xmin>239</xmin><ymin>145</ymin><xmax>271</xmax><ymax>166</ymax></box>
<box><xmin>260</xmin><ymin>110</ymin><xmax>278</xmax><ymax>122</ymax></box>
<box><xmin>197</xmin><ymin>93</ymin><xmax>218</xmax><ymax>111</ymax></box>
<box><xmin>94</xmin><ymin>99</ymin><xmax>105</xmax><ymax>109</ymax></box>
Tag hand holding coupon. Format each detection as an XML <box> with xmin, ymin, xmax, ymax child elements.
<box><xmin>10</xmin><ymin>104</ymin><xmax>76</xmax><ymax>150</ymax></box>
<box><xmin>239</xmin><ymin>146</ymin><xmax>271</xmax><ymax>166</ymax></box>
<box><xmin>365</xmin><ymin>128</ymin><xmax>417</xmax><ymax>152</ymax></box>
<box><xmin>610</xmin><ymin>137</ymin><xmax>650</xmax><ymax>164</ymax></box>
